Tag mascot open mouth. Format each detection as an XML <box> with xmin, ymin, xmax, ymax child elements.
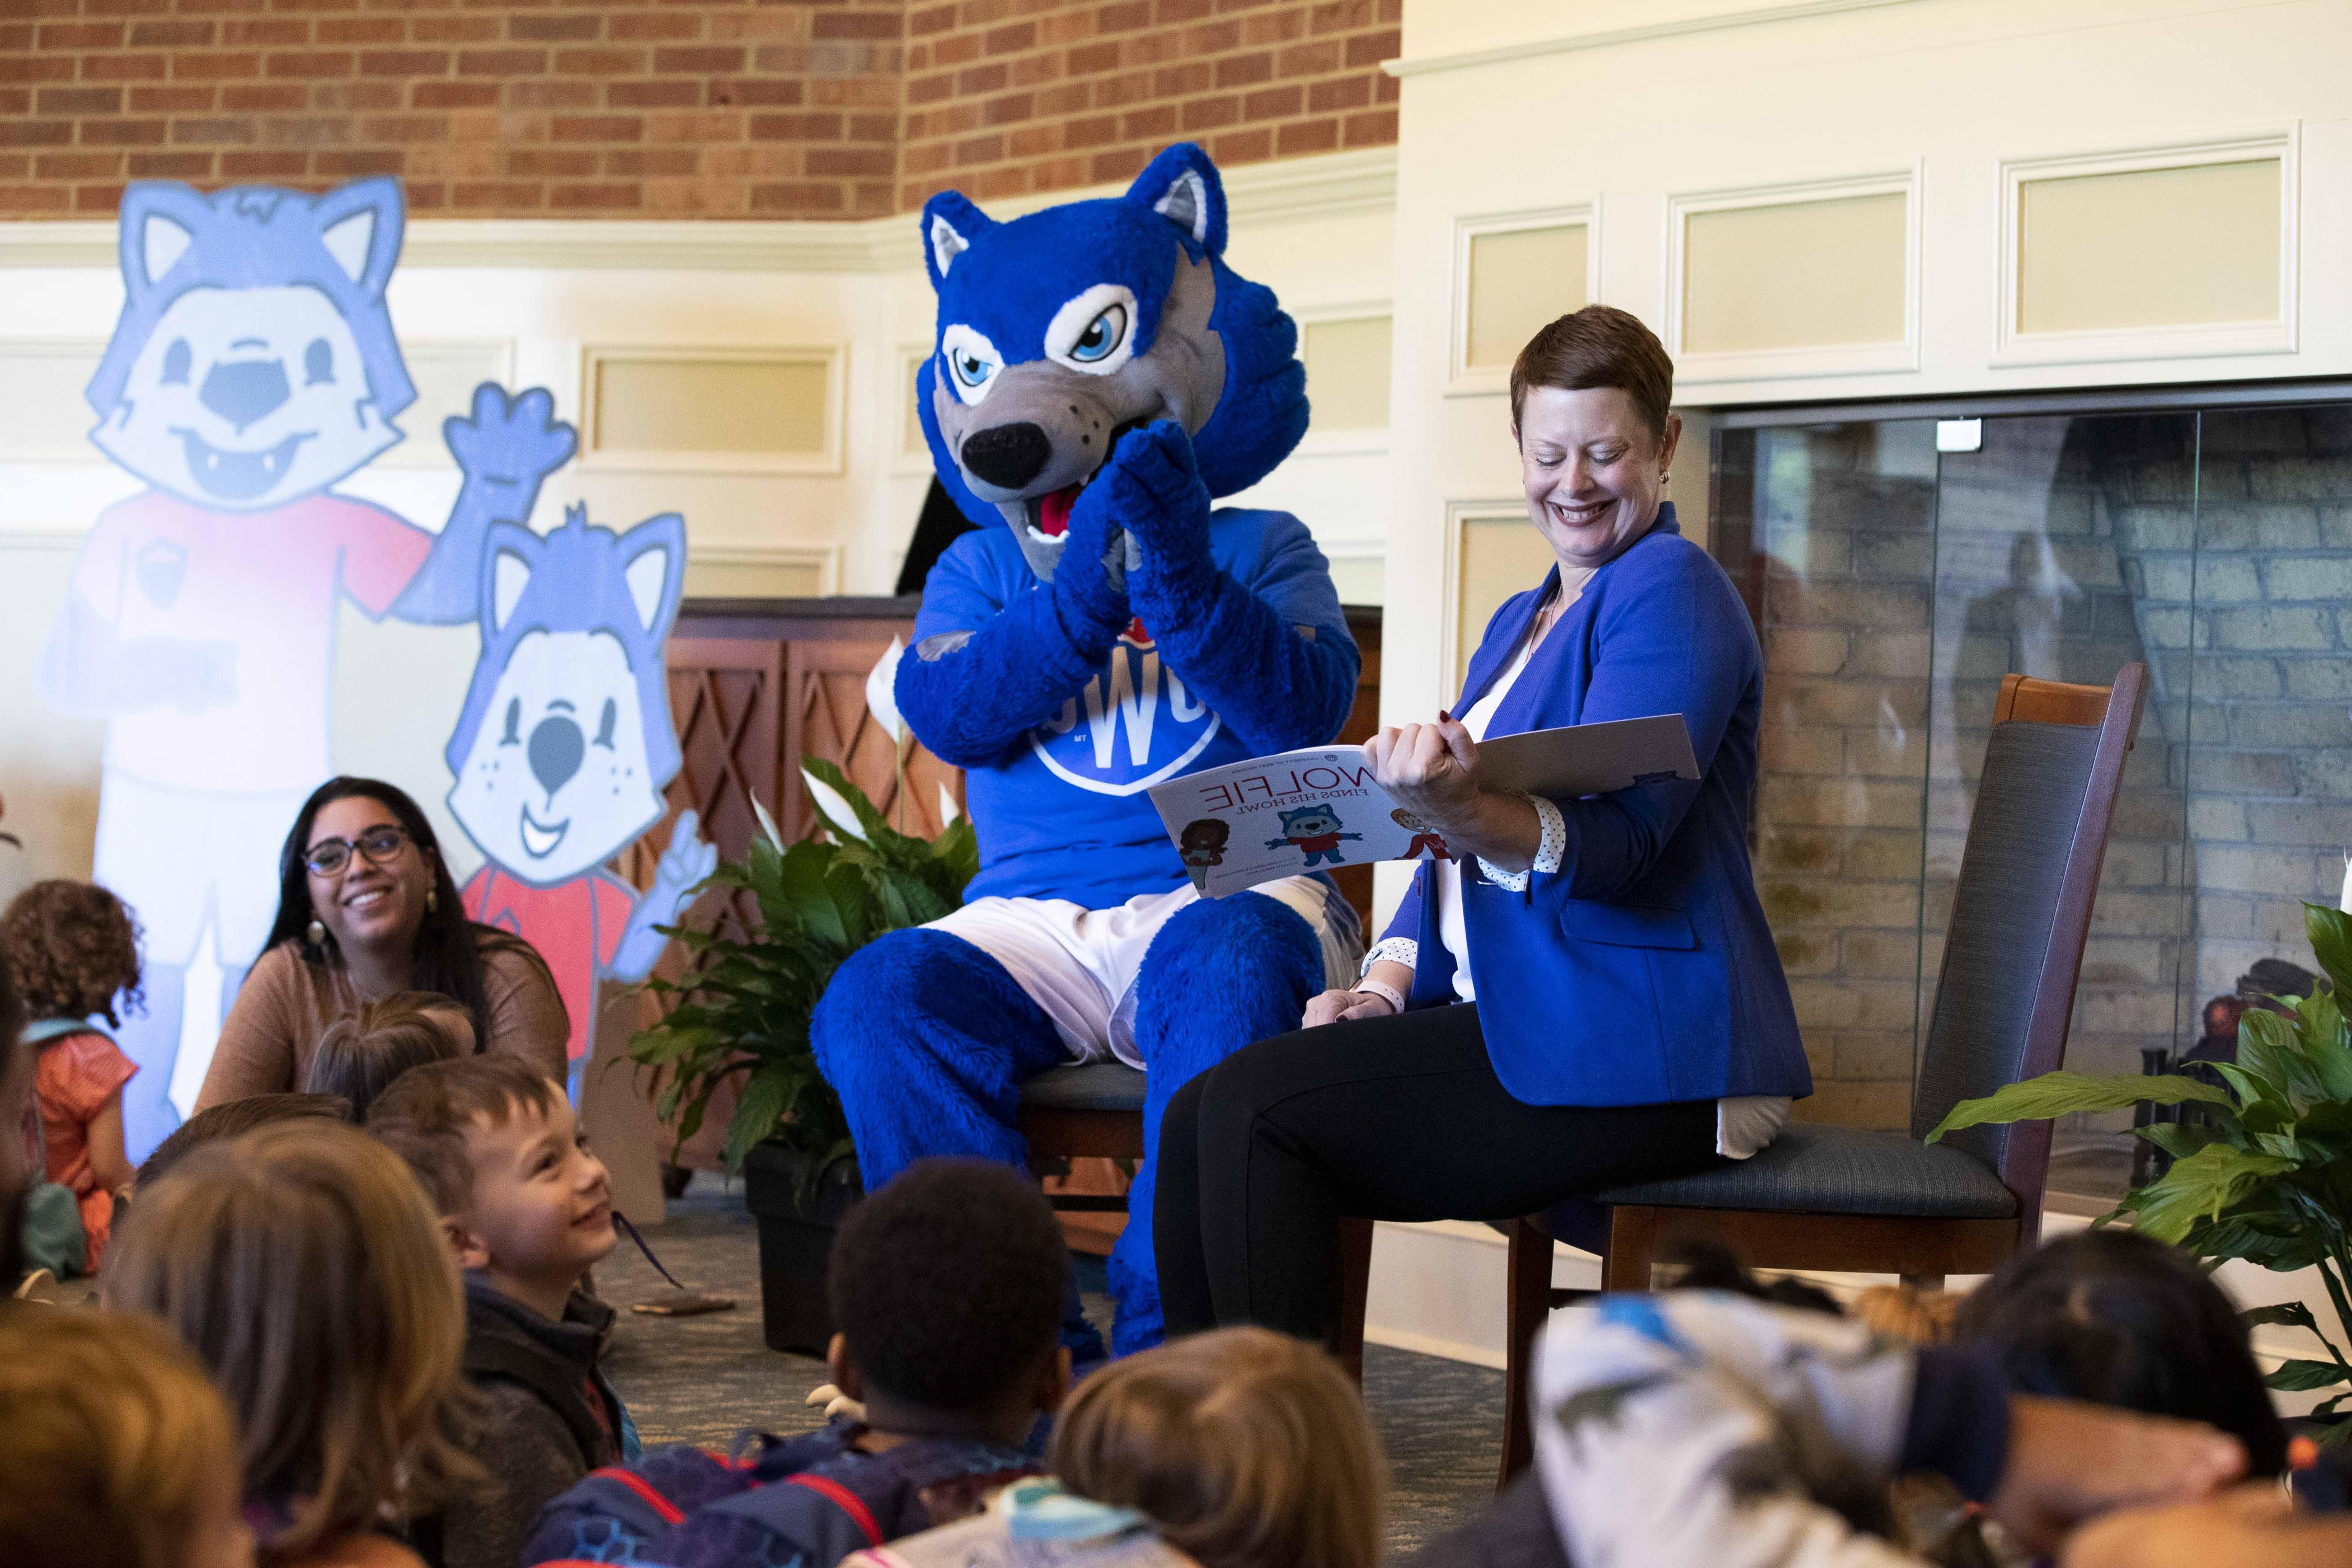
<box><xmin>519</xmin><ymin>803</ymin><xmax>569</xmax><ymax>860</ymax></box>
<box><xmin>1021</xmin><ymin>417</ymin><xmax>1150</xmax><ymax>544</ymax></box>
<box><xmin>172</xmin><ymin>428</ymin><xmax>312</xmax><ymax>502</ymax></box>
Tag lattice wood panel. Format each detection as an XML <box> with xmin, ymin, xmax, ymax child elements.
<box><xmin>782</xmin><ymin>635</ymin><xmax>965</xmax><ymax>843</ymax></box>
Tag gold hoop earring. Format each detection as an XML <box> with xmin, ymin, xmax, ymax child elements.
<box><xmin>306</xmin><ymin>918</ymin><xmax>327</xmax><ymax>948</ymax></box>
<box><xmin>425</xmin><ymin>887</ymin><xmax>438</xmax><ymax>915</ymax></box>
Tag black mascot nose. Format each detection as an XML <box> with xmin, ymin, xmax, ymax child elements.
<box><xmin>960</xmin><ymin>422</ymin><xmax>1052</xmax><ymax>491</ymax></box>
<box><xmin>528</xmin><ymin>715</ymin><xmax>585</xmax><ymax>797</ymax></box>
<box><xmin>200</xmin><ymin>358</ymin><xmax>291</xmax><ymax>433</ymax></box>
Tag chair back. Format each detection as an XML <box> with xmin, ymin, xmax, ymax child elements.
<box><xmin>1910</xmin><ymin>665</ymin><xmax>2148</xmax><ymax>1229</ymax></box>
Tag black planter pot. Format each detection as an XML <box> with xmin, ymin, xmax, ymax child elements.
<box><xmin>742</xmin><ymin>1141</ymin><xmax>863</xmax><ymax>1356</ymax></box>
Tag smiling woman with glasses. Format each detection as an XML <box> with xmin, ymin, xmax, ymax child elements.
<box><xmin>193</xmin><ymin>776</ymin><xmax>567</xmax><ymax>1111</ymax></box>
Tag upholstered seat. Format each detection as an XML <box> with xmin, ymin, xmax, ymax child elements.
<box><xmin>1018</xmin><ymin>1061</ymin><xmax>1149</xmax><ymax>1114</ymax></box>
<box><xmin>1587</xmin><ymin>1122</ymin><xmax>2019</xmax><ymax>1219</ymax></box>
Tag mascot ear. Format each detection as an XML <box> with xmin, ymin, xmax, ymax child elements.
<box><xmin>920</xmin><ymin>191</ymin><xmax>994</xmax><ymax>292</ymax></box>
<box><xmin>310</xmin><ymin>176</ymin><xmax>405</xmax><ymax>299</ymax></box>
<box><xmin>484</xmin><ymin>521</ymin><xmax>543</xmax><ymax>636</ymax></box>
<box><xmin>117</xmin><ymin>182</ymin><xmax>212</xmax><ymax>300</ymax></box>
<box><xmin>1126</xmin><ymin>142</ymin><xmax>1227</xmax><ymax>258</ymax></box>
<box><xmin>617</xmin><ymin>511</ymin><xmax>687</xmax><ymax>646</ymax></box>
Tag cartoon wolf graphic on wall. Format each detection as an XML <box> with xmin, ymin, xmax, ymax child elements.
<box><xmin>38</xmin><ymin>177</ymin><xmax>576</xmax><ymax>1157</ymax></box>
<box><xmin>445</xmin><ymin>506</ymin><xmax>715</xmax><ymax>1104</ymax></box>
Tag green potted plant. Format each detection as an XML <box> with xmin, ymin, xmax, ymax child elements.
<box><xmin>628</xmin><ymin>757</ymin><xmax>977</xmax><ymax>1353</ymax></box>
<box><xmin>1929</xmin><ymin>901</ymin><xmax>2352</xmax><ymax>1446</ymax></box>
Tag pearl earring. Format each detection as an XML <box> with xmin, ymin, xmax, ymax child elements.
<box><xmin>306</xmin><ymin>919</ymin><xmax>327</xmax><ymax>948</ymax></box>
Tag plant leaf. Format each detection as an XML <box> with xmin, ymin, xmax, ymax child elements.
<box><xmin>1926</xmin><ymin>1071</ymin><xmax>2231</xmax><ymax>1143</ymax></box>
<box><xmin>2265</xmin><ymin>1358</ymin><xmax>2352</xmax><ymax>1392</ymax></box>
<box><xmin>2238</xmin><ymin>1008</ymin><xmax>2327</xmax><ymax>1109</ymax></box>
<box><xmin>2134</xmin><ymin>1122</ymin><xmax>2226</xmax><ymax>1161</ymax></box>
<box><xmin>2243</xmin><ymin>1300</ymin><xmax>2324</xmax><ymax>1333</ymax></box>
<box><xmin>2305</xmin><ymin>902</ymin><xmax>2352</xmax><ymax>1003</ymax></box>
<box><xmin>2297</xmin><ymin>989</ymin><xmax>2352</xmax><ymax>1101</ymax></box>
<box><xmin>2125</xmin><ymin>1143</ymin><xmax>2298</xmax><ymax>1243</ymax></box>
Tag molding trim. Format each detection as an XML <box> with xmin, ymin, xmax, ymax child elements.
<box><xmin>1439</xmin><ymin>497</ymin><xmax>1530</xmax><ymax>697</ymax></box>
<box><xmin>1992</xmin><ymin>127</ymin><xmax>2299</xmax><ymax>370</ymax></box>
<box><xmin>1385</xmin><ymin>0</ymin><xmax>1931</xmax><ymax>79</ymax></box>
<box><xmin>0</xmin><ymin>147</ymin><xmax>1397</xmax><ymax>274</ymax></box>
<box><xmin>688</xmin><ymin>540</ymin><xmax>842</xmax><ymax>595</ymax></box>
<box><xmin>1665</xmin><ymin>164</ymin><xmax>1921</xmax><ymax>386</ymax></box>
<box><xmin>1447</xmin><ymin>203</ymin><xmax>1598</xmax><ymax>397</ymax></box>
<box><xmin>579</xmin><ymin>341</ymin><xmax>847</xmax><ymax>475</ymax></box>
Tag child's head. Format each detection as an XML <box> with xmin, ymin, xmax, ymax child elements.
<box><xmin>825</xmin><ymin>1157</ymin><xmax>1071</xmax><ymax>1438</ymax></box>
<box><xmin>1050</xmin><ymin>1326</ymin><xmax>1385</xmax><ymax>1568</ymax></box>
<box><xmin>0</xmin><ymin>878</ymin><xmax>143</xmax><ymax>1028</ymax></box>
<box><xmin>366</xmin><ymin>1055</ymin><xmax>615</xmax><ymax>1293</ymax></box>
<box><xmin>303</xmin><ymin>990</ymin><xmax>470</xmax><ymax>1122</ymax></box>
<box><xmin>103</xmin><ymin>1119</ymin><xmax>472</xmax><ymax>1560</ymax></box>
<box><xmin>1955</xmin><ymin>1229</ymin><xmax>2290</xmax><ymax>1475</ymax></box>
<box><xmin>0</xmin><ymin>1306</ymin><xmax>254</xmax><ymax>1568</ymax></box>
<box><xmin>136</xmin><ymin>1093</ymin><xmax>352</xmax><ymax>1190</ymax></box>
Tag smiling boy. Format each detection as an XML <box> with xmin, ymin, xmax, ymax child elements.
<box><xmin>368</xmin><ymin>1055</ymin><xmax>634</xmax><ymax>1568</ymax></box>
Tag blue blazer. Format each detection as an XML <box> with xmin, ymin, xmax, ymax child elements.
<box><xmin>1380</xmin><ymin>505</ymin><xmax>1810</xmax><ymax>1108</ymax></box>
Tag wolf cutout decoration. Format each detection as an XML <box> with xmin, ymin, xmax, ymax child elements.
<box><xmin>810</xmin><ymin>144</ymin><xmax>1361</xmax><ymax>1357</ymax></box>
<box><xmin>445</xmin><ymin>506</ymin><xmax>716</xmax><ymax>1104</ymax></box>
<box><xmin>38</xmin><ymin>178</ymin><xmax>576</xmax><ymax>1157</ymax></box>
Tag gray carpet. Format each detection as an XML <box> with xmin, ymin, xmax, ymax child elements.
<box><xmin>600</xmin><ymin>1176</ymin><xmax>1503</xmax><ymax>1558</ymax></box>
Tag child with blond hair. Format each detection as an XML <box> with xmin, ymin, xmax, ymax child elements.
<box><xmin>850</xmin><ymin>1326</ymin><xmax>1387</xmax><ymax>1568</ymax></box>
<box><xmin>103</xmin><ymin>1119</ymin><xmax>475</xmax><ymax>1568</ymax></box>
<box><xmin>0</xmin><ymin>1305</ymin><xmax>256</xmax><ymax>1568</ymax></box>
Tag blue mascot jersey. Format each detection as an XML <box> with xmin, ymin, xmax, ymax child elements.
<box><xmin>916</xmin><ymin>506</ymin><xmax>1354</xmax><ymax>906</ymax></box>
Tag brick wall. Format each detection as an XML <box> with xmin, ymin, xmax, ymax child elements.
<box><xmin>1</xmin><ymin>0</ymin><xmax>1401</xmax><ymax>221</ymax></box>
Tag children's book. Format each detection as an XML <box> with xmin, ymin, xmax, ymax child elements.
<box><xmin>1148</xmin><ymin>714</ymin><xmax>1698</xmax><ymax>897</ymax></box>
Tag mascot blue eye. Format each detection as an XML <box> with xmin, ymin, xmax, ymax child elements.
<box><xmin>303</xmin><ymin>338</ymin><xmax>333</xmax><ymax>385</ymax></box>
<box><xmin>951</xmin><ymin>351</ymin><xmax>995</xmax><ymax>389</ymax></box>
<box><xmin>162</xmin><ymin>339</ymin><xmax>191</xmax><ymax>385</ymax></box>
<box><xmin>1070</xmin><ymin>304</ymin><xmax>1126</xmax><ymax>363</ymax></box>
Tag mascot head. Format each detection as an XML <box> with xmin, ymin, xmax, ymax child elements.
<box><xmin>87</xmin><ymin>178</ymin><xmax>414</xmax><ymax>512</ymax></box>
<box><xmin>916</xmin><ymin>142</ymin><xmax>1308</xmax><ymax>579</ymax></box>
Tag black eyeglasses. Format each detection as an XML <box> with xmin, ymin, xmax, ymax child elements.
<box><xmin>303</xmin><ymin>825</ymin><xmax>412</xmax><ymax>878</ymax></box>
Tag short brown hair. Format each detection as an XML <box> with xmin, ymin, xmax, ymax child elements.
<box><xmin>1508</xmin><ymin>304</ymin><xmax>1675</xmax><ymax>441</ymax></box>
<box><xmin>1051</xmin><ymin>1326</ymin><xmax>1386</xmax><ymax>1568</ymax></box>
<box><xmin>305</xmin><ymin>991</ymin><xmax>468</xmax><ymax>1122</ymax></box>
<box><xmin>137</xmin><ymin>1093</ymin><xmax>352</xmax><ymax>1189</ymax></box>
<box><xmin>365</xmin><ymin>1053</ymin><xmax>564</xmax><ymax>1216</ymax></box>
<box><xmin>0</xmin><ymin>879</ymin><xmax>144</xmax><ymax>1028</ymax></box>
<box><xmin>104</xmin><ymin>1119</ymin><xmax>474</xmax><ymax>1565</ymax></box>
<box><xmin>0</xmin><ymin>1306</ymin><xmax>242</xmax><ymax>1568</ymax></box>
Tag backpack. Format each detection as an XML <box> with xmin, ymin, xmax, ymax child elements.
<box><xmin>523</xmin><ymin>1422</ymin><xmax>1037</xmax><ymax>1568</ymax></box>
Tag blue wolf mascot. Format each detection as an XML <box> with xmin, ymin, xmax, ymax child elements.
<box><xmin>37</xmin><ymin>177</ymin><xmax>574</xmax><ymax>1156</ymax></box>
<box><xmin>811</xmin><ymin>143</ymin><xmax>1362</xmax><ymax>1356</ymax></box>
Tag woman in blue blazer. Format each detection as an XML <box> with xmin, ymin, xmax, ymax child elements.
<box><xmin>1156</xmin><ymin>306</ymin><xmax>1809</xmax><ymax>1346</ymax></box>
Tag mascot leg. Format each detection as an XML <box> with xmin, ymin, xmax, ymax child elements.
<box><xmin>811</xmin><ymin>927</ymin><xmax>1105</xmax><ymax>1358</ymax></box>
<box><xmin>1118</xmin><ymin>894</ymin><xmax>1322</xmax><ymax>1355</ymax></box>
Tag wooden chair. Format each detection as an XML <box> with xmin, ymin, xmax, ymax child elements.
<box><xmin>1485</xmin><ymin>665</ymin><xmax>2150</xmax><ymax>1483</ymax></box>
<box><xmin>1018</xmin><ymin>1062</ymin><xmax>1377</xmax><ymax>1378</ymax></box>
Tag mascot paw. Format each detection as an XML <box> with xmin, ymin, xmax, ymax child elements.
<box><xmin>1101</xmin><ymin>420</ymin><xmax>1212</xmax><ymax>572</ymax></box>
<box><xmin>804</xmin><ymin>1382</ymin><xmax>868</xmax><ymax>1422</ymax></box>
<box><xmin>1053</xmin><ymin>470</ymin><xmax>1133</xmax><ymax>629</ymax></box>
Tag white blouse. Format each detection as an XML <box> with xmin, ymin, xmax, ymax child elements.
<box><xmin>1361</xmin><ymin>568</ymin><xmax>1789</xmax><ymax>1160</ymax></box>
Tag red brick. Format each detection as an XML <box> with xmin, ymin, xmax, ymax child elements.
<box><xmin>749</xmin><ymin>179</ymin><xmax>843</xmax><ymax>212</ymax></box>
<box><xmin>224</xmin><ymin>18</ymin><xmax>313</xmax><ymax>46</ymax></box>
<box><xmin>0</xmin><ymin>89</ymin><xmax>23</xmax><ymax>117</ymax></box>
<box><xmin>505</xmin><ymin>79</ymin><xmax>597</xmax><ymax>108</ymax></box>
<box><xmin>256</xmin><ymin>115</ymin><xmax>356</xmax><ymax>146</ymax></box>
<box><xmin>950</xmin><ymin>131</ymin><xmax>1002</xmax><ymax>166</ymax></box>
<box><xmin>650</xmin><ymin>45</ymin><xmax>741</xmax><ymax>73</ymax></box>
<box><xmin>79</xmin><ymin>118</ymin><xmax>166</xmax><ymax>146</ymax></box>
<box><xmin>505</xmin><ymin>147</ymin><xmax>596</xmax><ymax>176</ymax></box>
<box><xmin>1239</xmin><ymin>82</ymin><xmax>1299</xmax><ymax>119</ymax></box>
<box><xmin>359</xmin><ymin>111</ymin><xmax>446</xmax><ymax>139</ymax></box>
<box><xmin>908</xmin><ymin>3</ymin><xmax>957</xmax><ymax>36</ymax></box>
<box><xmin>509</xmin><ymin>13</ymin><xmax>601</xmax><ymax>41</ymax></box>
<box><xmin>313</xmin><ymin>80</ymin><xmax>403</xmax><ymax>109</ymax></box>
<box><xmin>1151</xmin><ymin>60</ymin><xmax>1210</xmax><ymax>97</ymax></box>
<box><xmin>127</xmin><ymin>149</ymin><xmax>216</xmax><ymax>176</ymax></box>
<box><xmin>807</xmin><ymin>144</ymin><xmax>889</xmax><ymax>176</ymax></box>
<box><xmin>75</xmin><ymin>183</ymin><xmax>128</xmax><ymax>213</ymax></box>
<box><xmin>171</xmin><ymin>52</ymin><xmax>263</xmax><ymax>80</ymax></box>
<box><xmin>219</xmin><ymin>83</ymin><xmax>306</xmax><ymax>111</ymax></box>
<box><xmin>34</xmin><ymin>151</ymin><xmax>125</xmax><ymax>178</ymax></box>
<box><xmin>605</xmin><ymin>78</ymin><xmax>702</xmax><ymax>108</ymax></box>
<box><xmin>413</xmin><ymin>79</ymin><xmax>497</xmax><ymax>107</ymax></box>
<box><xmin>127</xmin><ymin>19</ymin><xmax>214</xmax><ymax>47</ymax></box>
<box><xmin>610</xmin><ymin>11</ymin><xmax>702</xmax><ymax>41</ymax></box>
<box><xmin>82</xmin><ymin>51</ymin><xmax>169</xmax><ymax>82</ymax></box>
<box><xmin>813</xmin><ymin>9</ymin><xmax>899</xmax><ymax>41</ymax></box>
<box><xmin>129</xmin><ymin>84</ymin><xmax>216</xmax><ymax>111</ymax></box>
<box><xmin>604</xmin><ymin>145</ymin><xmax>695</xmax><ymax>176</ymax></box>
<box><xmin>708</xmin><ymin>77</ymin><xmax>803</xmax><ymax>107</ymax></box>
<box><xmin>0</xmin><ymin>185</ymin><xmax>75</xmax><ymax>215</ymax></box>
<box><xmin>1275</xmin><ymin>38</ymin><xmax>1338</xmax><ymax>75</ymax></box>
<box><xmin>1176</xmin><ymin>92</ymin><xmax>1235</xmax><ymax>131</ymax></box>
<box><xmin>266</xmin><ymin>51</ymin><xmax>354</xmax><ymax>78</ymax></box>
<box><xmin>1305</xmin><ymin>72</ymin><xmax>1367</xmax><ymax>113</ymax></box>
<box><xmin>1274</xmin><ymin>114</ymin><xmax>1335</xmax><ymax>155</ymax></box>
<box><xmin>412</xmin><ymin>16</ymin><xmax>501</xmax><ymax>43</ymax></box>
<box><xmin>41</xmin><ymin>21</ymin><xmax>127</xmax><ymax>49</ymax></box>
<box><xmin>171</xmin><ymin>117</ymin><xmax>256</xmax><ymax>143</ymax></box>
<box><xmin>314</xmin><ymin>147</ymin><xmax>405</xmax><ymax>175</ymax></box>
<box><xmin>548</xmin><ymin>180</ymin><xmax>638</xmax><ymax>208</ymax></box>
<box><xmin>38</xmin><ymin>86</ymin><xmax>125</xmax><ymax>114</ymax></box>
<box><xmin>552</xmin><ymin>113</ymin><xmax>641</xmax><ymax>140</ymax></box>
<box><xmin>1340</xmin><ymin>103</ymin><xmax>1392</xmax><ymax>145</ymax></box>
<box><xmin>316</xmin><ymin>17</ymin><xmax>407</xmax><ymax>44</ymax></box>
<box><xmin>1088</xmin><ymin>143</ymin><xmax>1153</xmax><ymax>182</ymax></box>
<box><xmin>0</xmin><ymin>54</ymin><xmax>75</xmax><ymax>85</ymax></box>
<box><xmin>1209</xmin><ymin>124</ymin><xmax>1271</xmax><ymax>164</ymax></box>
<box><xmin>220</xmin><ymin>149</ymin><xmax>309</xmax><ymax>178</ymax></box>
<box><xmin>458</xmin><ymin>47</ymin><xmax>548</xmax><ymax>75</ymax></box>
<box><xmin>452</xmin><ymin>181</ymin><xmax>544</xmax><ymax>207</ymax></box>
<box><xmin>983</xmin><ymin>21</ymin><xmax>1034</xmax><ymax>53</ymax></box>
<box><xmin>1342</xmin><ymin>27</ymin><xmax>1396</xmax><ymax>68</ymax></box>
<box><xmin>1215</xmin><ymin>49</ymin><xmax>1272</xmax><ymax>88</ymax></box>
<box><xmin>956</xmin><ymin>61</ymin><xmax>1005</xmax><ymax>95</ymax></box>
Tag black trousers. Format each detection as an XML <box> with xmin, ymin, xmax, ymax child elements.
<box><xmin>1155</xmin><ymin>1001</ymin><xmax>1725</xmax><ymax>1347</ymax></box>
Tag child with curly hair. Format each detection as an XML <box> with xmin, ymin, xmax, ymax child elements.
<box><xmin>0</xmin><ymin>879</ymin><xmax>146</xmax><ymax>1266</ymax></box>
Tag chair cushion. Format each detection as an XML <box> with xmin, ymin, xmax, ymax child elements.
<box><xmin>1587</xmin><ymin>1123</ymin><xmax>2019</xmax><ymax>1219</ymax></box>
<box><xmin>1017</xmin><ymin>1062</ymin><xmax>1149</xmax><ymax>1114</ymax></box>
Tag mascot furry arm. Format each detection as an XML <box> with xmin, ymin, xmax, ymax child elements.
<box><xmin>895</xmin><ymin>142</ymin><xmax>1356</xmax><ymax>768</ymax></box>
